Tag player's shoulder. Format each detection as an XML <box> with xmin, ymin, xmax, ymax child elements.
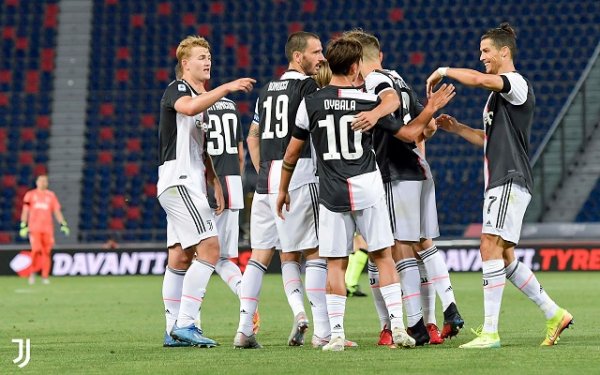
<box><xmin>210</xmin><ymin>96</ymin><xmax>238</xmax><ymax>111</ymax></box>
<box><xmin>165</xmin><ymin>79</ymin><xmax>191</xmax><ymax>94</ymax></box>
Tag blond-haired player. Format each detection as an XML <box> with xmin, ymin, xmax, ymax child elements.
<box><xmin>158</xmin><ymin>35</ymin><xmax>255</xmax><ymax>347</ymax></box>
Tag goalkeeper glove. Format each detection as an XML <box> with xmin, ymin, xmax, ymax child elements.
<box><xmin>60</xmin><ymin>221</ymin><xmax>70</xmax><ymax>236</ymax></box>
<box><xmin>19</xmin><ymin>222</ymin><xmax>29</xmax><ymax>239</ymax></box>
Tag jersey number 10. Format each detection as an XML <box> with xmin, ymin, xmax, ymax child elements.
<box><xmin>318</xmin><ymin>114</ymin><xmax>363</xmax><ymax>160</ymax></box>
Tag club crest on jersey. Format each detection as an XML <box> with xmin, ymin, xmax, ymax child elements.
<box><xmin>484</xmin><ymin>111</ymin><xmax>494</xmax><ymax>127</ymax></box>
<box><xmin>195</xmin><ymin>118</ymin><xmax>209</xmax><ymax>132</ymax></box>
<box><xmin>178</xmin><ymin>84</ymin><xmax>187</xmax><ymax>92</ymax></box>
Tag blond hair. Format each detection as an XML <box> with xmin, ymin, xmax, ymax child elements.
<box><xmin>176</xmin><ymin>35</ymin><xmax>211</xmax><ymax>64</ymax></box>
<box><xmin>314</xmin><ymin>60</ymin><xmax>332</xmax><ymax>88</ymax></box>
<box><xmin>342</xmin><ymin>29</ymin><xmax>380</xmax><ymax>62</ymax></box>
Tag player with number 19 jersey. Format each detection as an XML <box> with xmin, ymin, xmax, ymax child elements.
<box><xmin>254</xmin><ymin>71</ymin><xmax>319</xmax><ymax>194</ymax></box>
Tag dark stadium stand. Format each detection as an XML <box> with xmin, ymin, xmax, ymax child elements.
<box><xmin>80</xmin><ymin>0</ymin><xmax>599</xmax><ymax>240</ymax></box>
<box><xmin>0</xmin><ymin>0</ymin><xmax>58</xmax><ymax>243</ymax></box>
<box><xmin>2</xmin><ymin>1</ymin><xmax>599</xmax><ymax>242</ymax></box>
<box><xmin>576</xmin><ymin>178</ymin><xmax>600</xmax><ymax>223</ymax></box>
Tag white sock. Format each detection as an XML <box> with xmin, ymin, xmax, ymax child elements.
<box><xmin>506</xmin><ymin>260</ymin><xmax>559</xmax><ymax>319</ymax></box>
<box><xmin>417</xmin><ymin>259</ymin><xmax>436</xmax><ymax>325</ymax></box>
<box><xmin>163</xmin><ymin>267</ymin><xmax>185</xmax><ymax>334</ymax></box>
<box><xmin>305</xmin><ymin>259</ymin><xmax>330</xmax><ymax>339</ymax></box>
<box><xmin>326</xmin><ymin>294</ymin><xmax>346</xmax><ymax>338</ymax></box>
<box><xmin>380</xmin><ymin>283</ymin><xmax>405</xmax><ymax>330</ymax></box>
<box><xmin>176</xmin><ymin>260</ymin><xmax>214</xmax><ymax>328</ymax></box>
<box><xmin>396</xmin><ymin>258</ymin><xmax>423</xmax><ymax>327</ymax></box>
<box><xmin>482</xmin><ymin>259</ymin><xmax>506</xmax><ymax>334</ymax></box>
<box><xmin>418</xmin><ymin>245</ymin><xmax>456</xmax><ymax>311</ymax></box>
<box><xmin>368</xmin><ymin>261</ymin><xmax>390</xmax><ymax>330</ymax></box>
<box><xmin>281</xmin><ymin>261</ymin><xmax>306</xmax><ymax>317</ymax></box>
<box><xmin>216</xmin><ymin>257</ymin><xmax>243</xmax><ymax>297</ymax></box>
<box><xmin>237</xmin><ymin>259</ymin><xmax>266</xmax><ymax>336</ymax></box>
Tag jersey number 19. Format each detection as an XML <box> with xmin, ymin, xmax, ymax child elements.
<box><xmin>262</xmin><ymin>95</ymin><xmax>289</xmax><ymax>139</ymax></box>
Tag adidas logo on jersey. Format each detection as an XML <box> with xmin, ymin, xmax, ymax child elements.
<box><xmin>333</xmin><ymin>324</ymin><xmax>342</xmax><ymax>330</ymax></box>
<box><xmin>291</xmin><ymin>288</ymin><xmax>301</xmax><ymax>294</ymax></box>
<box><xmin>485</xmin><ymin>220</ymin><xmax>492</xmax><ymax>226</ymax></box>
<box><xmin>445</xmin><ymin>286</ymin><xmax>453</xmax><ymax>292</ymax></box>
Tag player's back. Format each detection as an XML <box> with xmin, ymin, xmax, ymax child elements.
<box><xmin>300</xmin><ymin>86</ymin><xmax>400</xmax><ymax>212</ymax></box>
<box><xmin>369</xmin><ymin>69</ymin><xmax>426</xmax><ymax>182</ymax></box>
<box><xmin>255</xmin><ymin>71</ymin><xmax>318</xmax><ymax>194</ymax></box>
<box><xmin>205</xmin><ymin>97</ymin><xmax>244</xmax><ymax>209</ymax></box>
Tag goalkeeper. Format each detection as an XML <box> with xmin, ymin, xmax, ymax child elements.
<box><xmin>20</xmin><ymin>174</ymin><xmax>70</xmax><ymax>285</ymax></box>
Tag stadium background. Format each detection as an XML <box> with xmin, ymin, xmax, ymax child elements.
<box><xmin>1</xmin><ymin>0</ymin><xmax>599</xmax><ymax>269</ymax></box>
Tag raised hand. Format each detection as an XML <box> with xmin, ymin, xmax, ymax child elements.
<box><xmin>435</xmin><ymin>114</ymin><xmax>460</xmax><ymax>133</ymax></box>
<box><xmin>427</xmin><ymin>83</ymin><xmax>456</xmax><ymax>112</ymax></box>
<box><xmin>426</xmin><ymin>69</ymin><xmax>444</xmax><ymax>98</ymax></box>
<box><xmin>351</xmin><ymin>110</ymin><xmax>379</xmax><ymax>132</ymax></box>
<box><xmin>227</xmin><ymin>78</ymin><xmax>256</xmax><ymax>93</ymax></box>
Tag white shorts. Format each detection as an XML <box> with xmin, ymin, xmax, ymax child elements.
<box><xmin>482</xmin><ymin>180</ymin><xmax>531</xmax><ymax>245</ymax></box>
<box><xmin>319</xmin><ymin>196</ymin><xmax>394</xmax><ymax>258</ymax></box>
<box><xmin>415</xmin><ymin>150</ymin><xmax>440</xmax><ymax>239</ymax></box>
<box><xmin>250</xmin><ymin>183</ymin><xmax>319</xmax><ymax>252</ymax></box>
<box><xmin>214</xmin><ymin>209</ymin><xmax>239</xmax><ymax>258</ymax></box>
<box><xmin>159</xmin><ymin>186</ymin><xmax>218</xmax><ymax>249</ymax></box>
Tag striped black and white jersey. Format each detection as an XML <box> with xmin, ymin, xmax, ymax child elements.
<box><xmin>294</xmin><ymin>85</ymin><xmax>401</xmax><ymax>212</ymax></box>
<box><xmin>366</xmin><ymin>69</ymin><xmax>426</xmax><ymax>182</ymax></box>
<box><xmin>253</xmin><ymin>70</ymin><xmax>319</xmax><ymax>194</ymax></box>
<box><xmin>157</xmin><ymin>79</ymin><xmax>208</xmax><ymax>197</ymax></box>
<box><xmin>205</xmin><ymin>97</ymin><xmax>244</xmax><ymax>210</ymax></box>
<box><xmin>483</xmin><ymin>71</ymin><xmax>534</xmax><ymax>193</ymax></box>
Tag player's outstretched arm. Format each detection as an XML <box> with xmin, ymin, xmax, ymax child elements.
<box><xmin>247</xmin><ymin>122</ymin><xmax>260</xmax><ymax>173</ymax></box>
<box><xmin>276</xmin><ymin>137</ymin><xmax>305</xmax><ymax>220</ymax></box>
<box><xmin>351</xmin><ymin>90</ymin><xmax>400</xmax><ymax>132</ymax></box>
<box><xmin>394</xmin><ymin>84</ymin><xmax>455</xmax><ymax>143</ymax></box>
<box><xmin>204</xmin><ymin>152</ymin><xmax>225</xmax><ymax>215</ymax></box>
<box><xmin>426</xmin><ymin>67</ymin><xmax>504</xmax><ymax>97</ymax></box>
<box><xmin>175</xmin><ymin>78</ymin><xmax>256</xmax><ymax>116</ymax></box>
<box><xmin>436</xmin><ymin>114</ymin><xmax>485</xmax><ymax>147</ymax></box>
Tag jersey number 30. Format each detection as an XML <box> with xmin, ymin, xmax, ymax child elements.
<box><xmin>318</xmin><ymin>114</ymin><xmax>363</xmax><ymax>160</ymax></box>
<box><xmin>207</xmin><ymin>113</ymin><xmax>238</xmax><ymax>155</ymax></box>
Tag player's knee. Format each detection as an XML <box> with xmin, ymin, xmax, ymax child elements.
<box><xmin>480</xmin><ymin>234</ymin><xmax>504</xmax><ymax>260</ymax></box>
<box><xmin>195</xmin><ymin>236</ymin><xmax>220</xmax><ymax>265</ymax></box>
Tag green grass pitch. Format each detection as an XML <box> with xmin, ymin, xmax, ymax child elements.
<box><xmin>1</xmin><ymin>272</ymin><xmax>599</xmax><ymax>374</ymax></box>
